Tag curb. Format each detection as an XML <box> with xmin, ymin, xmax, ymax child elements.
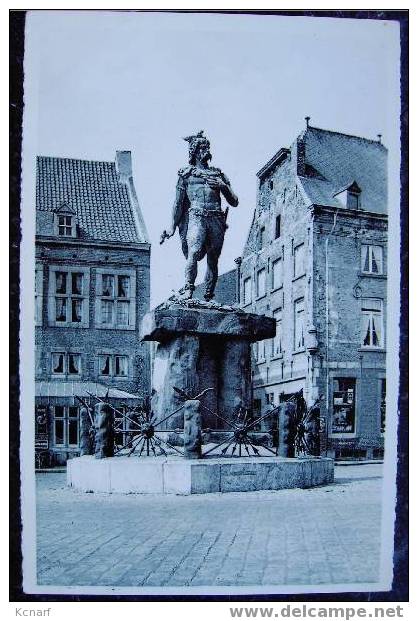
<box><xmin>335</xmin><ymin>460</ymin><xmax>383</xmax><ymax>466</ymax></box>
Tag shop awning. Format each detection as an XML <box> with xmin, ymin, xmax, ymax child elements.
<box><xmin>35</xmin><ymin>381</ymin><xmax>139</xmax><ymax>400</ymax></box>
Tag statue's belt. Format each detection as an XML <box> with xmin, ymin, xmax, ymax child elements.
<box><xmin>189</xmin><ymin>207</ymin><xmax>225</xmax><ymax>218</ymax></box>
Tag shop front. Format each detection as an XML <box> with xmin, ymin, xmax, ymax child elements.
<box><xmin>35</xmin><ymin>381</ymin><xmax>141</xmax><ymax>466</ymax></box>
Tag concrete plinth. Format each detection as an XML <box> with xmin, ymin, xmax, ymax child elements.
<box><xmin>141</xmin><ymin>302</ymin><xmax>276</xmax><ymax>429</ymax></box>
<box><xmin>67</xmin><ymin>455</ymin><xmax>334</xmax><ymax>495</ymax></box>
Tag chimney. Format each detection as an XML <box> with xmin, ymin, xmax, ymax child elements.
<box><xmin>116</xmin><ymin>150</ymin><xmax>132</xmax><ymax>182</ymax></box>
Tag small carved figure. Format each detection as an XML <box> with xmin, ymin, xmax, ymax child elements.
<box><xmin>303</xmin><ymin>406</ymin><xmax>321</xmax><ymax>456</ymax></box>
<box><xmin>79</xmin><ymin>406</ymin><xmax>94</xmax><ymax>456</ymax></box>
<box><xmin>94</xmin><ymin>402</ymin><xmax>114</xmax><ymax>459</ymax></box>
<box><xmin>161</xmin><ymin>131</ymin><xmax>239</xmax><ymax>301</ymax></box>
<box><xmin>277</xmin><ymin>401</ymin><xmax>297</xmax><ymax>458</ymax></box>
<box><xmin>183</xmin><ymin>399</ymin><xmax>202</xmax><ymax>459</ymax></box>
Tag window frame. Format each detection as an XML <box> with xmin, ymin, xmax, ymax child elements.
<box><xmin>95</xmin><ymin>268</ymin><xmax>136</xmax><ymax>330</ymax></box>
<box><xmin>98</xmin><ymin>353</ymin><xmax>129</xmax><ymax>379</ymax></box>
<box><xmin>256</xmin><ymin>338</ymin><xmax>266</xmax><ymax>363</ymax></box>
<box><xmin>293</xmin><ymin>243</ymin><xmax>305</xmax><ymax>280</ymax></box>
<box><xmin>51</xmin><ymin>352</ymin><xmax>82</xmax><ymax>377</ymax></box>
<box><xmin>54</xmin><ymin>212</ymin><xmax>77</xmax><ymax>238</ymax></box>
<box><xmin>256</xmin><ymin>267</ymin><xmax>266</xmax><ymax>299</ymax></box>
<box><xmin>294</xmin><ymin>298</ymin><xmax>305</xmax><ymax>352</ymax></box>
<box><xmin>361</xmin><ymin>298</ymin><xmax>384</xmax><ymax>349</ymax></box>
<box><xmin>271</xmin><ymin>308</ymin><xmax>283</xmax><ymax>358</ymax></box>
<box><xmin>266</xmin><ymin>392</ymin><xmax>275</xmax><ymax>406</ymax></box>
<box><xmin>53</xmin><ymin>405</ymin><xmax>80</xmax><ymax>448</ymax></box>
<box><xmin>35</xmin><ymin>264</ymin><xmax>44</xmax><ymax>327</ymax></box>
<box><xmin>361</xmin><ymin>244</ymin><xmax>384</xmax><ymax>275</ymax></box>
<box><xmin>243</xmin><ymin>276</ymin><xmax>252</xmax><ymax>306</ymax></box>
<box><xmin>347</xmin><ymin>191</ymin><xmax>360</xmax><ymax>210</ymax></box>
<box><xmin>48</xmin><ymin>266</ymin><xmax>90</xmax><ymax>328</ymax></box>
<box><xmin>53</xmin><ymin>405</ymin><xmax>66</xmax><ymax>447</ymax></box>
<box><xmin>275</xmin><ymin>214</ymin><xmax>281</xmax><ymax>240</ymax></box>
<box><xmin>330</xmin><ymin>376</ymin><xmax>357</xmax><ymax>437</ymax></box>
<box><xmin>271</xmin><ymin>257</ymin><xmax>283</xmax><ymax>291</ymax></box>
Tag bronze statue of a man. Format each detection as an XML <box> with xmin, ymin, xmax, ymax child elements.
<box><xmin>161</xmin><ymin>131</ymin><xmax>239</xmax><ymax>301</ymax></box>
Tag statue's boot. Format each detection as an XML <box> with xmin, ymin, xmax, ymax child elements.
<box><xmin>178</xmin><ymin>283</ymin><xmax>195</xmax><ymax>300</ymax></box>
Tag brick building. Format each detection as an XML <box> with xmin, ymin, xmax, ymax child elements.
<box><xmin>238</xmin><ymin>122</ymin><xmax>388</xmax><ymax>459</ymax></box>
<box><xmin>35</xmin><ymin>151</ymin><xmax>151</xmax><ymax>465</ymax></box>
<box><xmin>194</xmin><ymin>267</ymin><xmax>238</xmax><ymax>305</ymax></box>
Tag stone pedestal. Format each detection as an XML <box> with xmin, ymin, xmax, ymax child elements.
<box><xmin>141</xmin><ymin>302</ymin><xmax>275</xmax><ymax>430</ymax></box>
<box><xmin>67</xmin><ymin>455</ymin><xmax>334</xmax><ymax>495</ymax></box>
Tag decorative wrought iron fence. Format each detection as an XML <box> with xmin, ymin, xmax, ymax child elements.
<box><xmin>76</xmin><ymin>387</ymin><xmax>322</xmax><ymax>459</ymax></box>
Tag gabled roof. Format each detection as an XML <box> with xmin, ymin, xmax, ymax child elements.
<box><xmin>301</xmin><ymin>126</ymin><xmax>387</xmax><ymax>214</ymax></box>
<box><xmin>36</xmin><ymin>155</ymin><xmax>148</xmax><ymax>244</ymax></box>
<box><xmin>256</xmin><ymin>148</ymin><xmax>290</xmax><ymax>180</ymax></box>
<box><xmin>333</xmin><ymin>180</ymin><xmax>362</xmax><ymax>196</ymax></box>
<box><xmin>54</xmin><ymin>200</ymin><xmax>77</xmax><ymax>215</ymax></box>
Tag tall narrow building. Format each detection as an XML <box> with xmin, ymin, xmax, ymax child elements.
<box><xmin>240</xmin><ymin>123</ymin><xmax>387</xmax><ymax>459</ymax></box>
<box><xmin>35</xmin><ymin>151</ymin><xmax>151</xmax><ymax>465</ymax></box>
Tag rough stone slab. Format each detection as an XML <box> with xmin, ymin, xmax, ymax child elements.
<box><xmin>141</xmin><ymin>305</ymin><xmax>276</xmax><ymax>342</ymax></box>
<box><xmin>190</xmin><ymin>462</ymin><xmax>221</xmax><ymax>494</ymax></box>
<box><xmin>67</xmin><ymin>456</ymin><xmax>334</xmax><ymax>495</ymax></box>
<box><xmin>220</xmin><ymin>462</ymin><xmax>260</xmax><ymax>493</ymax></box>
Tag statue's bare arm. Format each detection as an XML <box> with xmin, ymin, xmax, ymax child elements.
<box><xmin>163</xmin><ymin>176</ymin><xmax>187</xmax><ymax>239</ymax></box>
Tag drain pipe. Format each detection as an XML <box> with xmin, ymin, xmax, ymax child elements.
<box><xmin>234</xmin><ymin>256</ymin><xmax>242</xmax><ymax>304</ymax></box>
<box><xmin>325</xmin><ymin>209</ymin><xmax>339</xmax><ymax>451</ymax></box>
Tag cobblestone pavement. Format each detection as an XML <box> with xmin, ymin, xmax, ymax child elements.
<box><xmin>36</xmin><ymin>464</ymin><xmax>383</xmax><ymax>588</ymax></box>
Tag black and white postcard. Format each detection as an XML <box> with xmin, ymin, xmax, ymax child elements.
<box><xmin>12</xmin><ymin>9</ymin><xmax>407</xmax><ymax>602</ymax></box>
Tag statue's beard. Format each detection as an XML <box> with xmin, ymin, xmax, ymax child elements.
<box><xmin>190</xmin><ymin>149</ymin><xmax>212</xmax><ymax>165</ymax></box>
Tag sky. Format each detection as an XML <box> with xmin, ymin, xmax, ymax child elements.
<box><xmin>25</xmin><ymin>11</ymin><xmax>400</xmax><ymax>305</ymax></box>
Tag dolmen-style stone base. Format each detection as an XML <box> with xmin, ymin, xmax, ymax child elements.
<box><xmin>141</xmin><ymin>300</ymin><xmax>276</xmax><ymax>429</ymax></box>
<box><xmin>67</xmin><ymin>455</ymin><xmax>334</xmax><ymax>495</ymax></box>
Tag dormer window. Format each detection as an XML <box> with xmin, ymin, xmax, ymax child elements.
<box><xmin>333</xmin><ymin>181</ymin><xmax>362</xmax><ymax>210</ymax></box>
<box><xmin>54</xmin><ymin>201</ymin><xmax>77</xmax><ymax>238</ymax></box>
<box><xmin>58</xmin><ymin>215</ymin><xmax>73</xmax><ymax>236</ymax></box>
<box><xmin>347</xmin><ymin>190</ymin><xmax>360</xmax><ymax>210</ymax></box>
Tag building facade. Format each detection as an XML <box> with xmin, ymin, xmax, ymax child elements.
<box><xmin>239</xmin><ymin>123</ymin><xmax>387</xmax><ymax>459</ymax></box>
<box><xmin>194</xmin><ymin>267</ymin><xmax>238</xmax><ymax>305</ymax></box>
<box><xmin>35</xmin><ymin>151</ymin><xmax>151</xmax><ymax>465</ymax></box>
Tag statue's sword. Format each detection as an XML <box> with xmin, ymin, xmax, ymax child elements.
<box><xmin>223</xmin><ymin>206</ymin><xmax>229</xmax><ymax>229</ymax></box>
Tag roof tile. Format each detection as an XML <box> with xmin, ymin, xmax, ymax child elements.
<box><xmin>36</xmin><ymin>156</ymin><xmax>144</xmax><ymax>243</ymax></box>
<box><xmin>302</xmin><ymin>127</ymin><xmax>387</xmax><ymax>214</ymax></box>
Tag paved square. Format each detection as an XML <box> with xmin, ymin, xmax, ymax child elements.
<box><xmin>36</xmin><ymin>463</ymin><xmax>383</xmax><ymax>588</ymax></box>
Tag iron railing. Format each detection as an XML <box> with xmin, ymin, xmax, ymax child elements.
<box><xmin>77</xmin><ymin>387</ymin><xmax>322</xmax><ymax>459</ymax></box>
